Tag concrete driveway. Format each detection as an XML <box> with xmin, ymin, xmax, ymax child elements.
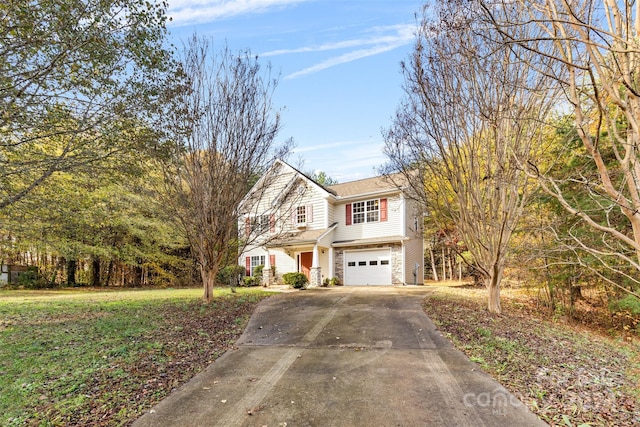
<box><xmin>133</xmin><ymin>287</ymin><xmax>546</xmax><ymax>427</ymax></box>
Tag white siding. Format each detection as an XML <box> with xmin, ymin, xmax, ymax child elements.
<box><xmin>239</xmin><ymin>247</ymin><xmax>334</xmax><ymax>284</ymax></box>
<box><xmin>239</xmin><ymin>247</ymin><xmax>297</xmax><ymax>280</ymax></box>
<box><xmin>241</xmin><ymin>162</ymin><xmax>333</xmax><ymax>243</ymax></box>
<box><xmin>271</xmin><ymin>249</ymin><xmax>297</xmax><ymax>280</ymax></box>
<box><xmin>325</xmin><ymin>199</ymin><xmax>335</xmax><ymax>228</ymax></box>
<box><xmin>283</xmin><ymin>185</ymin><xmax>327</xmax><ymax>232</ymax></box>
<box><xmin>240</xmin><ymin>167</ymin><xmax>299</xmax><ymax>244</ymax></box>
<box><xmin>403</xmin><ymin>238</ymin><xmax>424</xmax><ymax>285</ymax></box>
<box><xmin>333</xmin><ymin>194</ymin><xmax>404</xmax><ymax>241</ymax></box>
<box><xmin>249</xmin><ymin>168</ymin><xmax>298</xmax><ymax>214</ymax></box>
<box><xmin>402</xmin><ymin>197</ymin><xmax>424</xmax><ymax>285</ymax></box>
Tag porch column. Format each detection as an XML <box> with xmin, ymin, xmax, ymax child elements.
<box><xmin>310</xmin><ymin>244</ymin><xmax>322</xmax><ymax>288</ymax></box>
<box><xmin>262</xmin><ymin>248</ymin><xmax>273</xmax><ymax>287</ymax></box>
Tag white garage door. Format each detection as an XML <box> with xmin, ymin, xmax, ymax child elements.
<box><xmin>344</xmin><ymin>249</ymin><xmax>392</xmax><ymax>286</ymax></box>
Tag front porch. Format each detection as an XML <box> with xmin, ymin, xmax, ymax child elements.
<box><xmin>264</xmin><ymin>225</ymin><xmax>337</xmax><ymax>287</ymax></box>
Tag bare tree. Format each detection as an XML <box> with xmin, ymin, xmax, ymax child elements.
<box><xmin>480</xmin><ymin>0</ymin><xmax>640</xmax><ymax>296</ymax></box>
<box><xmin>160</xmin><ymin>36</ymin><xmax>292</xmax><ymax>303</ymax></box>
<box><xmin>384</xmin><ymin>2</ymin><xmax>555</xmax><ymax>313</ymax></box>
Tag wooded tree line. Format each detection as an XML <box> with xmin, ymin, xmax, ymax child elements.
<box><xmin>386</xmin><ymin>0</ymin><xmax>640</xmax><ymax>315</ymax></box>
<box><xmin>0</xmin><ymin>0</ymin><xmax>183</xmax><ymax>287</ymax></box>
<box><xmin>0</xmin><ymin>1</ymin><xmax>289</xmax><ymax>300</ymax></box>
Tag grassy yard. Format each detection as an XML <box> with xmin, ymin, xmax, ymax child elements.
<box><xmin>423</xmin><ymin>283</ymin><xmax>640</xmax><ymax>427</ymax></box>
<box><xmin>0</xmin><ymin>287</ymin><xmax>273</xmax><ymax>427</ymax></box>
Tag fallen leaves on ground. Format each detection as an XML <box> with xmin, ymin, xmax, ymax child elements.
<box><xmin>27</xmin><ymin>294</ymin><xmax>270</xmax><ymax>427</ymax></box>
<box><xmin>423</xmin><ymin>286</ymin><xmax>640</xmax><ymax>427</ymax></box>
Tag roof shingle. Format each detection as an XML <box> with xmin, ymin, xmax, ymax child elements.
<box><xmin>327</xmin><ymin>173</ymin><xmax>408</xmax><ymax>197</ymax></box>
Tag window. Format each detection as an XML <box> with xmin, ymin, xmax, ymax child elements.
<box><xmin>296</xmin><ymin>206</ymin><xmax>306</xmax><ymax>224</ymax></box>
<box><xmin>352</xmin><ymin>199</ymin><xmax>380</xmax><ymax>224</ymax></box>
<box><xmin>369</xmin><ymin>260</ymin><xmax>378</xmax><ymax>266</ymax></box>
<box><xmin>347</xmin><ymin>261</ymin><xmax>356</xmax><ymax>267</ymax></box>
<box><xmin>358</xmin><ymin>261</ymin><xmax>366</xmax><ymax>266</ymax></box>
<box><xmin>366</xmin><ymin>200</ymin><xmax>379</xmax><ymax>222</ymax></box>
<box><xmin>252</xmin><ymin>215</ymin><xmax>270</xmax><ymax>234</ymax></box>
<box><xmin>250</xmin><ymin>255</ymin><xmax>265</xmax><ymax>276</ymax></box>
<box><xmin>293</xmin><ymin>205</ymin><xmax>313</xmax><ymax>225</ymax></box>
<box><xmin>380</xmin><ymin>260</ymin><xmax>390</xmax><ymax>265</ymax></box>
<box><xmin>246</xmin><ymin>214</ymin><xmax>273</xmax><ymax>236</ymax></box>
<box><xmin>352</xmin><ymin>201</ymin><xmax>365</xmax><ymax>224</ymax></box>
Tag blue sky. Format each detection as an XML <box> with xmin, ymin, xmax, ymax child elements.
<box><xmin>165</xmin><ymin>0</ymin><xmax>423</xmax><ymax>182</ymax></box>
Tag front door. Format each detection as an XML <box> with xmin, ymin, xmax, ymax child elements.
<box><xmin>300</xmin><ymin>252</ymin><xmax>313</xmax><ymax>280</ymax></box>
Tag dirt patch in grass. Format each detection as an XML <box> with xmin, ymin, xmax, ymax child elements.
<box><xmin>0</xmin><ymin>289</ymin><xmax>273</xmax><ymax>427</ymax></box>
<box><xmin>423</xmin><ymin>285</ymin><xmax>640</xmax><ymax>427</ymax></box>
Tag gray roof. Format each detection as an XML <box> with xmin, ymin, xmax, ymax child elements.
<box><xmin>327</xmin><ymin>173</ymin><xmax>408</xmax><ymax>197</ymax></box>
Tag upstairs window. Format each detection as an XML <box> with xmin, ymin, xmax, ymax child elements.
<box><xmin>292</xmin><ymin>205</ymin><xmax>313</xmax><ymax>226</ymax></box>
<box><xmin>297</xmin><ymin>205</ymin><xmax>307</xmax><ymax>224</ymax></box>
<box><xmin>352</xmin><ymin>201</ymin><xmax>365</xmax><ymax>224</ymax></box>
<box><xmin>245</xmin><ymin>214</ymin><xmax>274</xmax><ymax>236</ymax></box>
<box><xmin>366</xmin><ymin>200</ymin><xmax>379</xmax><ymax>222</ymax></box>
<box><xmin>252</xmin><ymin>215</ymin><xmax>270</xmax><ymax>234</ymax></box>
<box><xmin>348</xmin><ymin>198</ymin><xmax>385</xmax><ymax>225</ymax></box>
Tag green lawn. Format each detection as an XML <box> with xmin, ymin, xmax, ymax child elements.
<box><xmin>0</xmin><ymin>287</ymin><xmax>273</xmax><ymax>426</ymax></box>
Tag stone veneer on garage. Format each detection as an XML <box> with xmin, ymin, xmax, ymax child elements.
<box><xmin>334</xmin><ymin>243</ymin><xmax>403</xmax><ymax>286</ymax></box>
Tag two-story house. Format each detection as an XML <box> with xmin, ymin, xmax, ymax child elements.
<box><xmin>238</xmin><ymin>159</ymin><xmax>423</xmax><ymax>287</ymax></box>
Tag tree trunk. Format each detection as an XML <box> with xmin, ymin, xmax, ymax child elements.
<box><xmin>540</xmin><ymin>231</ymin><xmax>555</xmax><ymax>311</ymax></box>
<box><xmin>105</xmin><ymin>260</ymin><xmax>114</xmax><ymax>287</ymax></box>
<box><xmin>430</xmin><ymin>249</ymin><xmax>439</xmax><ymax>281</ymax></box>
<box><xmin>569</xmin><ymin>277</ymin><xmax>582</xmax><ymax>313</ymax></box>
<box><xmin>201</xmin><ymin>267</ymin><xmax>215</xmax><ymax>303</ymax></box>
<box><xmin>630</xmin><ymin>215</ymin><xmax>640</xmax><ymax>266</ymax></box>
<box><xmin>91</xmin><ymin>256</ymin><xmax>101</xmax><ymax>287</ymax></box>
<box><xmin>486</xmin><ymin>264</ymin><xmax>503</xmax><ymax>314</ymax></box>
<box><xmin>133</xmin><ymin>264</ymin><xmax>143</xmax><ymax>287</ymax></box>
<box><xmin>66</xmin><ymin>259</ymin><xmax>77</xmax><ymax>286</ymax></box>
<box><xmin>545</xmin><ymin>265</ymin><xmax>556</xmax><ymax>311</ymax></box>
<box><xmin>570</xmin><ymin>285</ymin><xmax>582</xmax><ymax>301</ymax></box>
<box><xmin>487</xmin><ymin>278</ymin><xmax>501</xmax><ymax>314</ymax></box>
<box><xmin>442</xmin><ymin>248</ymin><xmax>446</xmax><ymax>280</ymax></box>
<box><xmin>49</xmin><ymin>256</ymin><xmax>64</xmax><ymax>286</ymax></box>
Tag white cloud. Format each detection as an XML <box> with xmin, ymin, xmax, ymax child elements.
<box><xmin>285</xmin><ymin>43</ymin><xmax>403</xmax><ymax>79</ymax></box>
<box><xmin>273</xmin><ymin>24</ymin><xmax>415</xmax><ymax>79</ymax></box>
<box><xmin>262</xmin><ymin>24</ymin><xmax>415</xmax><ymax>57</ymax></box>
<box><xmin>168</xmin><ymin>0</ymin><xmax>308</xmax><ymax>26</ymax></box>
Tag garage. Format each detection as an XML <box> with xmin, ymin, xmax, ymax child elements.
<box><xmin>344</xmin><ymin>249</ymin><xmax>392</xmax><ymax>286</ymax></box>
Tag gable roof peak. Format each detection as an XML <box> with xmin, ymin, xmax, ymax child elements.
<box><xmin>273</xmin><ymin>158</ymin><xmax>338</xmax><ymax>196</ymax></box>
